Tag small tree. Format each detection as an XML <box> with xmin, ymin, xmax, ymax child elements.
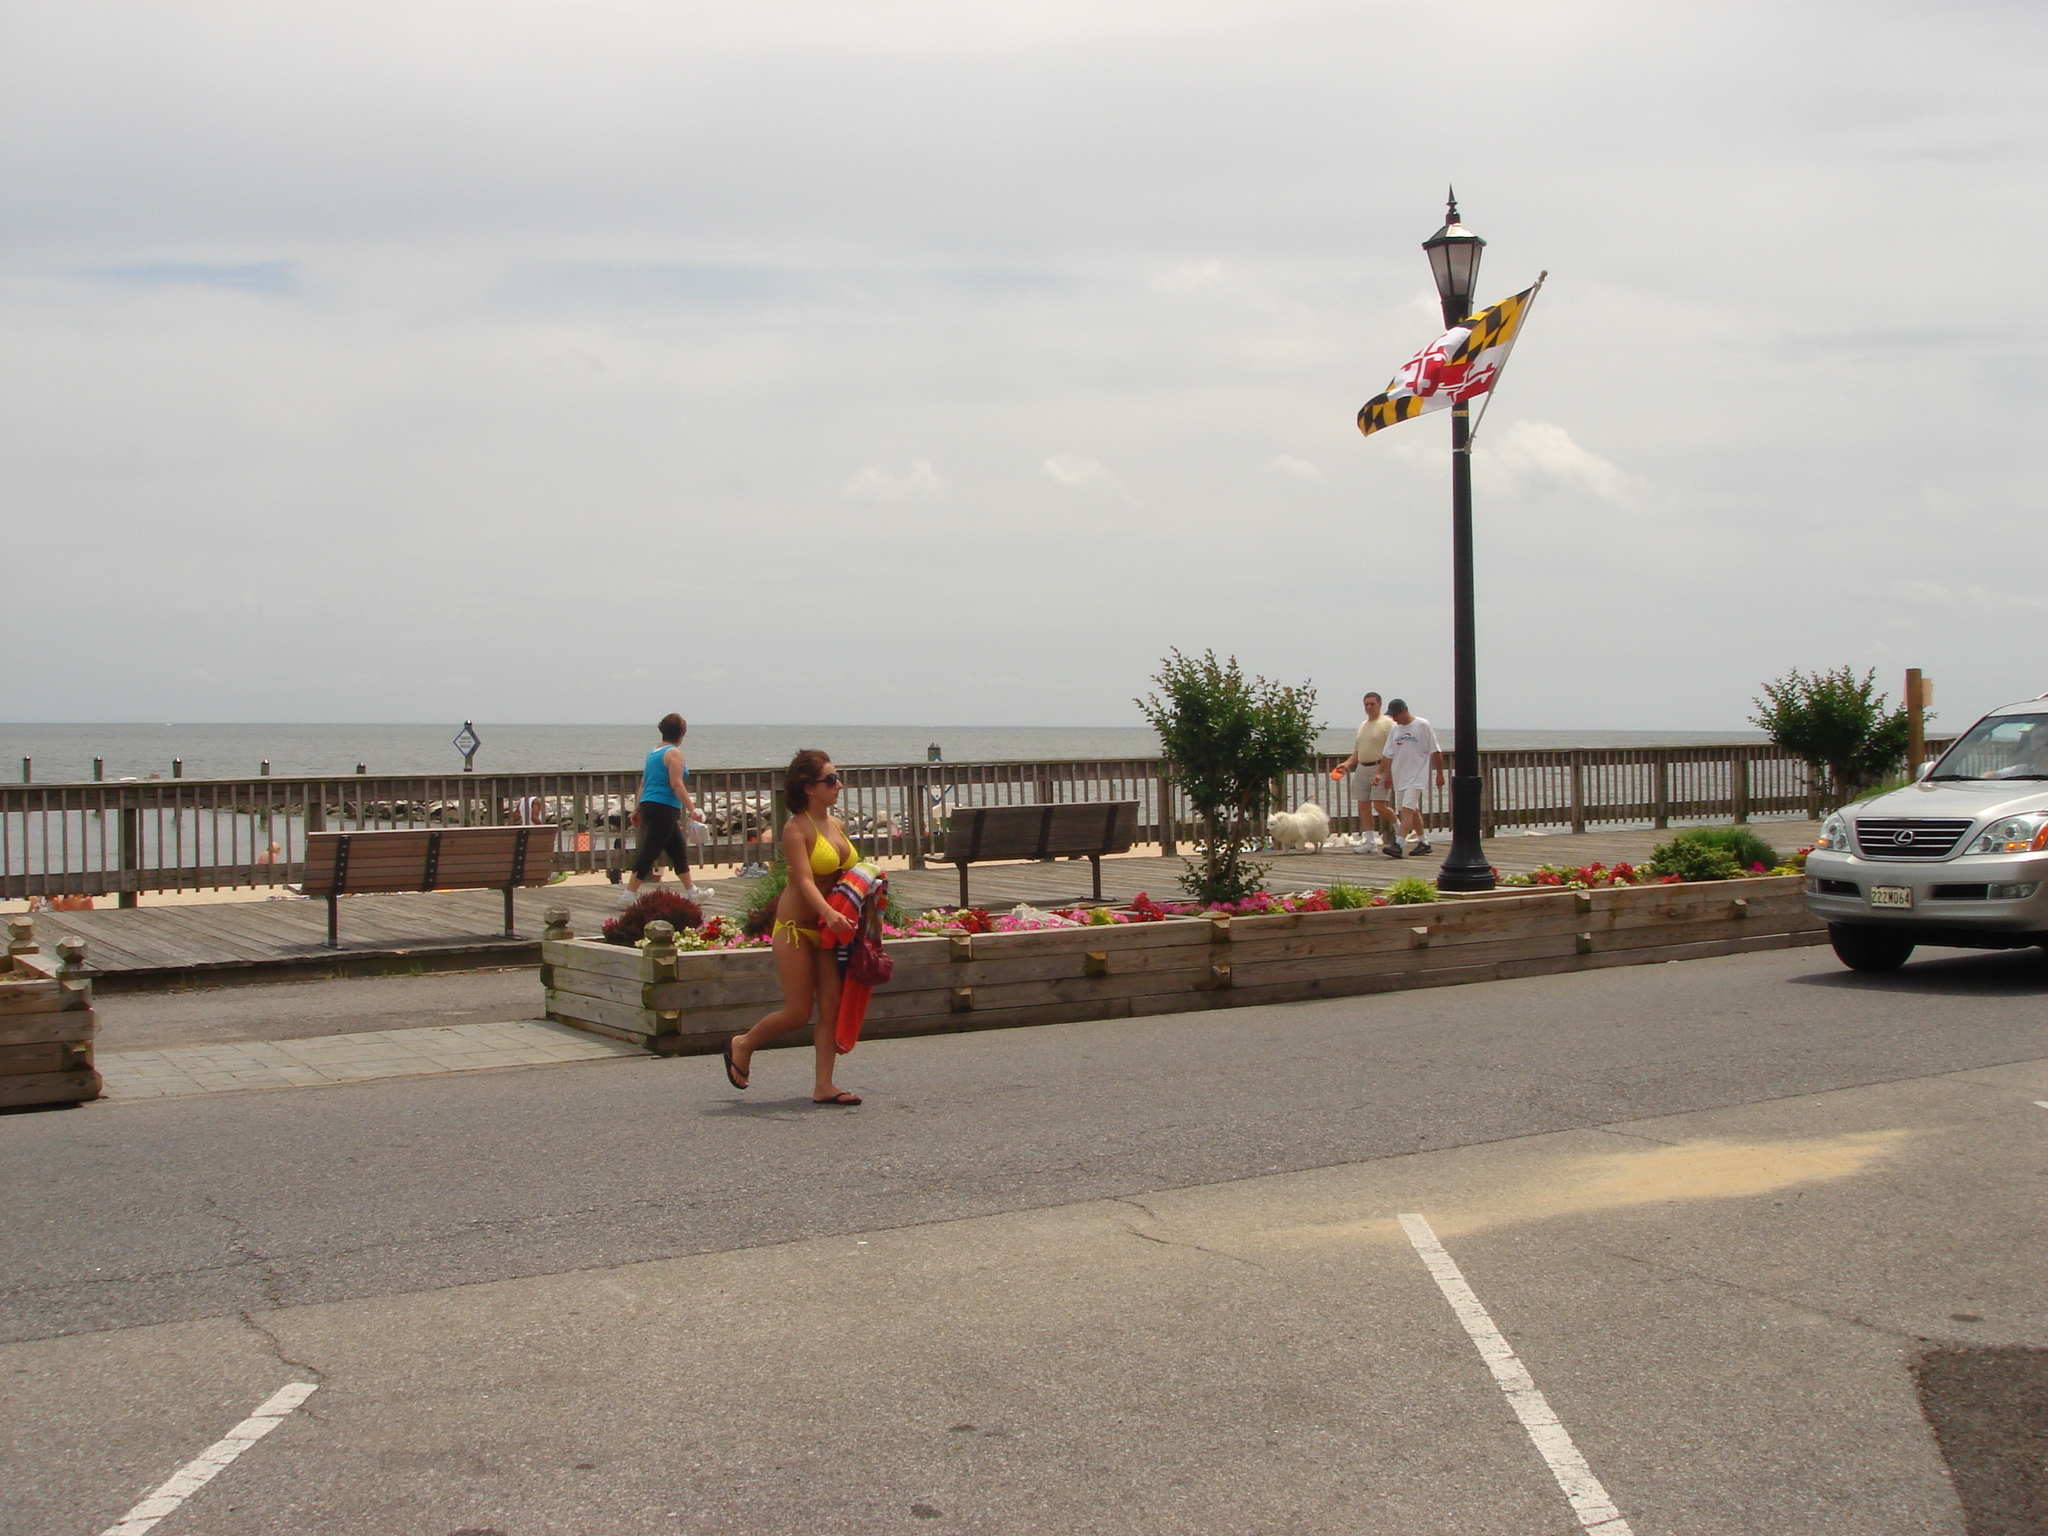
<box><xmin>1750</xmin><ymin>666</ymin><xmax>1912</xmax><ymax>808</ymax></box>
<box><xmin>1137</xmin><ymin>649</ymin><xmax>1321</xmax><ymax>904</ymax></box>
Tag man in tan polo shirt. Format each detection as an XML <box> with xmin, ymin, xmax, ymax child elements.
<box><xmin>1333</xmin><ymin>691</ymin><xmax>1395</xmax><ymax>853</ymax></box>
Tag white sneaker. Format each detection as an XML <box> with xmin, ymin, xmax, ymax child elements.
<box><xmin>686</xmin><ymin>886</ymin><xmax>714</xmax><ymax>902</ymax></box>
<box><xmin>618</xmin><ymin>885</ymin><xmax>640</xmax><ymax>907</ymax></box>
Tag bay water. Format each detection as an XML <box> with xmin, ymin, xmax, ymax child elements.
<box><xmin>1</xmin><ymin>722</ymin><xmax>1767</xmax><ymax>785</ymax></box>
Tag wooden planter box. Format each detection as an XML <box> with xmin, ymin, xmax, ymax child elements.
<box><xmin>1</xmin><ymin>919</ymin><xmax>99</xmax><ymax>1108</ymax></box>
<box><xmin>541</xmin><ymin>876</ymin><xmax>1824</xmax><ymax>1055</ymax></box>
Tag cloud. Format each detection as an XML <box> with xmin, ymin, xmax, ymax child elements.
<box><xmin>1153</xmin><ymin>259</ymin><xmax>1223</xmax><ymax>294</ymax></box>
<box><xmin>3</xmin><ymin>1</ymin><xmax>2046</xmax><ymax>728</ymax></box>
<box><xmin>844</xmin><ymin>459</ymin><xmax>946</xmax><ymax>499</ymax></box>
<box><xmin>1042</xmin><ymin>454</ymin><xmax>1110</xmax><ymax>488</ymax></box>
<box><xmin>1476</xmin><ymin>420</ymin><xmax>1632</xmax><ymax>503</ymax></box>
<box><xmin>1267</xmin><ymin>455</ymin><xmax>1322</xmax><ymax>482</ymax></box>
<box><xmin>83</xmin><ymin>260</ymin><xmax>299</xmax><ymax>294</ymax></box>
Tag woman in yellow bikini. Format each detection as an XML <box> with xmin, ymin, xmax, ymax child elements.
<box><xmin>723</xmin><ymin>749</ymin><xmax>863</xmax><ymax>1104</ymax></box>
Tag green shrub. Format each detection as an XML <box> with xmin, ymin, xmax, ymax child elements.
<box><xmin>1672</xmin><ymin>826</ymin><xmax>1778</xmax><ymax>873</ymax></box>
<box><xmin>1383</xmin><ymin>876</ymin><xmax>1439</xmax><ymax>905</ymax></box>
<box><xmin>1751</xmin><ymin>665</ymin><xmax>1913</xmax><ymax>806</ymax></box>
<box><xmin>1137</xmin><ymin>648</ymin><xmax>1320</xmax><ymax>906</ymax></box>
<box><xmin>738</xmin><ymin>860</ymin><xmax>789</xmax><ymax>938</ymax></box>
<box><xmin>1647</xmin><ymin>837</ymin><xmax>1739</xmax><ymax>882</ymax></box>
<box><xmin>1324</xmin><ymin>881</ymin><xmax>1371</xmax><ymax>910</ymax></box>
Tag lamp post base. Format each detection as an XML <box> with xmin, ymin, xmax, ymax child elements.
<box><xmin>1435</xmin><ymin>773</ymin><xmax>1495</xmax><ymax>892</ymax></box>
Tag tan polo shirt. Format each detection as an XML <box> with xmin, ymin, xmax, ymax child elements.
<box><xmin>1354</xmin><ymin>714</ymin><xmax>1393</xmax><ymax>767</ymax></box>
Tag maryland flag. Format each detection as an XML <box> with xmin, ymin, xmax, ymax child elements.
<box><xmin>1357</xmin><ymin>277</ymin><xmax>1543</xmax><ymax>438</ymax></box>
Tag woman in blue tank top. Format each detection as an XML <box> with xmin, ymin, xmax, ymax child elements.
<box><xmin>627</xmin><ymin>713</ymin><xmax>707</xmax><ymax>901</ymax></box>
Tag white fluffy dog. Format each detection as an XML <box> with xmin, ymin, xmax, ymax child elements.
<box><xmin>1268</xmin><ymin>801</ymin><xmax>1331</xmax><ymax>853</ymax></box>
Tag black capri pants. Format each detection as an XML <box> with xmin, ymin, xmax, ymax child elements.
<box><xmin>632</xmin><ymin>801</ymin><xmax>690</xmax><ymax>881</ymax></box>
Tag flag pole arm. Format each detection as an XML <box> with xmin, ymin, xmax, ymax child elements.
<box><xmin>1462</xmin><ymin>270</ymin><xmax>1546</xmax><ymax>453</ymax></box>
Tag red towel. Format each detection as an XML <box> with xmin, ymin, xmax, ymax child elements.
<box><xmin>823</xmin><ymin>864</ymin><xmax>890</xmax><ymax>1053</ymax></box>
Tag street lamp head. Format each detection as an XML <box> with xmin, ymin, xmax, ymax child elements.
<box><xmin>1422</xmin><ymin>186</ymin><xmax>1485</xmax><ymax>324</ymax></box>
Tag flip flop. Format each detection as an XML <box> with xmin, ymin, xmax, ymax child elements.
<box><xmin>722</xmin><ymin>1037</ymin><xmax>749</xmax><ymax>1090</ymax></box>
<box><xmin>812</xmin><ymin>1090</ymin><xmax>862</xmax><ymax>1106</ymax></box>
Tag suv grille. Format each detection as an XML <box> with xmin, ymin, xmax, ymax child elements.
<box><xmin>1853</xmin><ymin>818</ymin><xmax>1975</xmax><ymax>860</ymax></box>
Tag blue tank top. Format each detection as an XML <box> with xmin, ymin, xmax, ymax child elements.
<box><xmin>641</xmin><ymin>746</ymin><xmax>684</xmax><ymax>809</ymax></box>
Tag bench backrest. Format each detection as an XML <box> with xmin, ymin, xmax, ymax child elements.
<box><xmin>942</xmin><ymin>801</ymin><xmax>1139</xmax><ymax>863</ymax></box>
<box><xmin>299</xmin><ymin>827</ymin><xmax>558</xmax><ymax>896</ymax></box>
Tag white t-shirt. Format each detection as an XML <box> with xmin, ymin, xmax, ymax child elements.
<box><xmin>1353</xmin><ymin>714</ymin><xmax>1393</xmax><ymax>766</ymax></box>
<box><xmin>1382</xmin><ymin>716</ymin><xmax>1441</xmax><ymax>791</ymax></box>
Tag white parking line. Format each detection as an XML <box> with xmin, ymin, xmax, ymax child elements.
<box><xmin>98</xmin><ymin>1381</ymin><xmax>318</xmax><ymax>1536</ymax></box>
<box><xmin>1399</xmin><ymin>1214</ymin><xmax>1634</xmax><ymax>1535</ymax></box>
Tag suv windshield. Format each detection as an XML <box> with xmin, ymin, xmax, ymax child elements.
<box><xmin>1930</xmin><ymin>711</ymin><xmax>2048</xmax><ymax>781</ymax></box>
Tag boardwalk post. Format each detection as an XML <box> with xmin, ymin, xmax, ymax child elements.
<box><xmin>1157</xmin><ymin>768</ymin><xmax>1176</xmax><ymax>856</ymax></box>
<box><xmin>1654</xmin><ymin>758</ymin><xmax>1670</xmax><ymax>829</ymax></box>
<box><xmin>1906</xmin><ymin>668</ymin><xmax>1927</xmax><ymax>773</ymax></box>
<box><xmin>118</xmin><ymin>793</ymin><xmax>140</xmax><ymax>909</ymax></box>
<box><xmin>907</xmin><ymin>768</ymin><xmax>926</xmax><ymax>870</ymax></box>
<box><xmin>1569</xmin><ymin>754</ymin><xmax>1585</xmax><ymax>834</ymax></box>
<box><xmin>1733</xmin><ymin>753</ymin><xmax>1750</xmax><ymax>825</ymax></box>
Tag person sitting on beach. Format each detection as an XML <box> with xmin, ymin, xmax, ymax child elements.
<box><xmin>721</xmin><ymin>750</ymin><xmax>863</xmax><ymax>1106</ymax></box>
<box><xmin>625</xmin><ymin>714</ymin><xmax>711</xmax><ymax>904</ymax></box>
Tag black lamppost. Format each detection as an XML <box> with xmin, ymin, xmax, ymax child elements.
<box><xmin>1423</xmin><ymin>191</ymin><xmax>1495</xmax><ymax>891</ymax></box>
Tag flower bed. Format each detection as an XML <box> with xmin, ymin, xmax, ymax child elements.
<box><xmin>540</xmin><ymin>875</ymin><xmax>1826</xmax><ymax>1056</ymax></box>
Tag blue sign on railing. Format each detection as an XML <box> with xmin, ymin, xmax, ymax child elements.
<box><xmin>453</xmin><ymin>722</ymin><xmax>482</xmax><ymax>771</ymax></box>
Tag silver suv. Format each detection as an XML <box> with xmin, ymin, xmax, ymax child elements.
<box><xmin>1804</xmin><ymin>694</ymin><xmax>2048</xmax><ymax>971</ymax></box>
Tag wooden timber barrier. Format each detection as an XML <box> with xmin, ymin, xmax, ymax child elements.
<box><xmin>540</xmin><ymin>876</ymin><xmax>1825</xmax><ymax>1056</ymax></box>
<box><xmin>0</xmin><ymin>917</ymin><xmax>99</xmax><ymax>1108</ymax></box>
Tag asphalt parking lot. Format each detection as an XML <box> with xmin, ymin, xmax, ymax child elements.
<box><xmin>4</xmin><ymin>943</ymin><xmax>2044</xmax><ymax>1534</ymax></box>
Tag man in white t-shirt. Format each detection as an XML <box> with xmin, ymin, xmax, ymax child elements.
<box><xmin>1332</xmin><ymin>691</ymin><xmax>1395</xmax><ymax>852</ymax></box>
<box><xmin>1373</xmin><ymin>699</ymin><xmax>1445</xmax><ymax>858</ymax></box>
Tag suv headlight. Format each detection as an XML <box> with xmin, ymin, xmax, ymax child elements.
<box><xmin>1967</xmin><ymin>813</ymin><xmax>2048</xmax><ymax>855</ymax></box>
<box><xmin>1816</xmin><ymin>812</ymin><xmax>1851</xmax><ymax>852</ymax></box>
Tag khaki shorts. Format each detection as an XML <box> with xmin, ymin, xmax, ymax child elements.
<box><xmin>1393</xmin><ymin>786</ymin><xmax>1425</xmax><ymax>811</ymax></box>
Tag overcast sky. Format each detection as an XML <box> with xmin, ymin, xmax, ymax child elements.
<box><xmin>3</xmin><ymin>0</ymin><xmax>2041</xmax><ymax>733</ymax></box>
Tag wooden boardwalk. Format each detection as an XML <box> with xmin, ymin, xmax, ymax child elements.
<box><xmin>22</xmin><ymin>819</ymin><xmax>1820</xmax><ymax>991</ymax></box>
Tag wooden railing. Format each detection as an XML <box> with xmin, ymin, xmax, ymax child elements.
<box><xmin>1</xmin><ymin>741</ymin><xmax>1917</xmax><ymax>901</ymax></box>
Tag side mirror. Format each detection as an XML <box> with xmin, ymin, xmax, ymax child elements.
<box><xmin>1916</xmin><ymin>759</ymin><xmax>1935</xmax><ymax>781</ymax></box>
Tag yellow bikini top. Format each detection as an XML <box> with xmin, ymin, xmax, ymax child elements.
<box><xmin>804</xmin><ymin>816</ymin><xmax>858</xmax><ymax>879</ymax></box>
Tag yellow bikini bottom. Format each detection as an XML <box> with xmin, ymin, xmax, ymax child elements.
<box><xmin>772</xmin><ymin>919</ymin><xmax>824</xmax><ymax>948</ymax></box>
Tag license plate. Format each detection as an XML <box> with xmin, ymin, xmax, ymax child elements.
<box><xmin>1868</xmin><ymin>886</ymin><xmax>1914</xmax><ymax>909</ymax></box>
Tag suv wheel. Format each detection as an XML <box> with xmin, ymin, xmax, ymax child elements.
<box><xmin>1828</xmin><ymin>924</ymin><xmax>1914</xmax><ymax>973</ymax></box>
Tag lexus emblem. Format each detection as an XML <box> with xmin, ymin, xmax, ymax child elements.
<box><xmin>1891</xmin><ymin>829</ymin><xmax>1915</xmax><ymax>845</ymax></box>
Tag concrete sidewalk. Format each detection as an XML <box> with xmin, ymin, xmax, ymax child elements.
<box><xmin>96</xmin><ymin>1019</ymin><xmax>636</xmax><ymax>1100</ymax></box>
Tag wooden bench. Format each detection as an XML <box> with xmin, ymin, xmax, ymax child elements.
<box><xmin>300</xmin><ymin>827</ymin><xmax>558</xmax><ymax>947</ymax></box>
<box><xmin>939</xmin><ymin>801</ymin><xmax>1140</xmax><ymax>908</ymax></box>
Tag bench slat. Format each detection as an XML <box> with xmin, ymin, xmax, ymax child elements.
<box><xmin>300</xmin><ymin>828</ymin><xmax>557</xmax><ymax>899</ymax></box>
<box><xmin>942</xmin><ymin>802</ymin><xmax>1138</xmax><ymax>863</ymax></box>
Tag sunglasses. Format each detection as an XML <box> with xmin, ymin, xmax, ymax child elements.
<box><xmin>814</xmin><ymin>773</ymin><xmax>843</xmax><ymax>787</ymax></box>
